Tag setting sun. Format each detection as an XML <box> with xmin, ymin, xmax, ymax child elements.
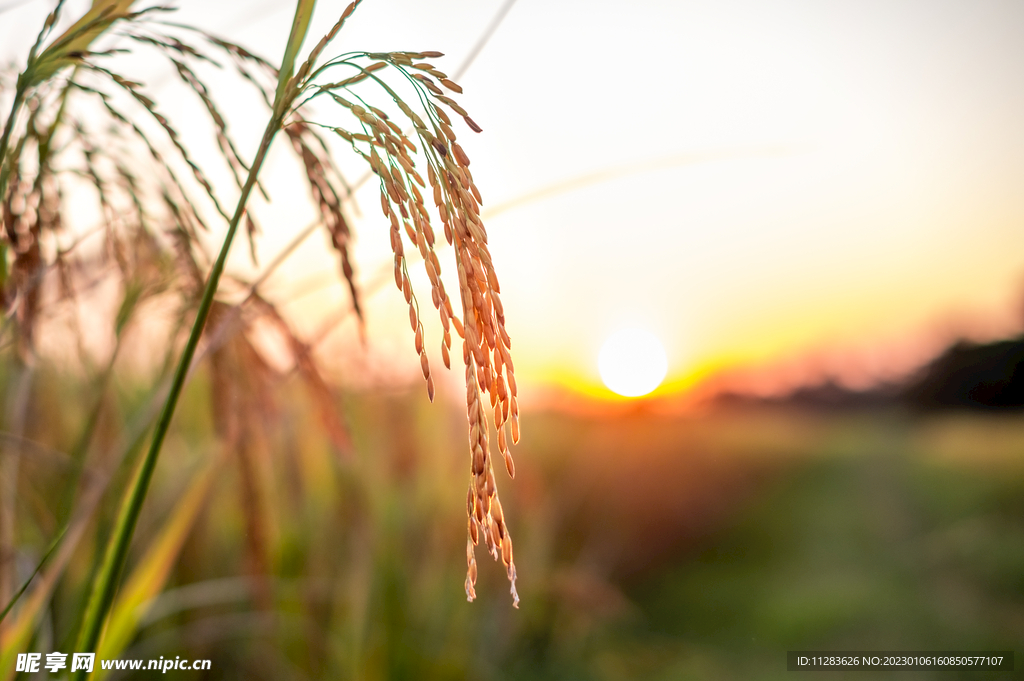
<box><xmin>598</xmin><ymin>329</ymin><xmax>669</xmax><ymax>397</ymax></box>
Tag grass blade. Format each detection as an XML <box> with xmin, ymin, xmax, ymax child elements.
<box><xmin>91</xmin><ymin>455</ymin><xmax>221</xmax><ymax>680</ymax></box>
<box><xmin>275</xmin><ymin>0</ymin><xmax>316</xmax><ymax>109</ymax></box>
<box><xmin>0</xmin><ymin>524</ymin><xmax>68</xmax><ymax>624</ymax></box>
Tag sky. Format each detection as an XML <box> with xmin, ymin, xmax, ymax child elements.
<box><xmin>3</xmin><ymin>0</ymin><xmax>1024</xmax><ymax>399</ymax></box>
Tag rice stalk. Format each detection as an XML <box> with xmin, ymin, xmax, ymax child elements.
<box><xmin>71</xmin><ymin>0</ymin><xmax>327</xmax><ymax>667</ymax></box>
<box><xmin>1</xmin><ymin>6</ymin><xmax>522</xmax><ymax>663</ymax></box>
<box><xmin>207</xmin><ymin>7</ymin><xmax>525</xmax><ymax>605</ymax></box>
<box><xmin>0</xmin><ymin>0</ymin><xmax>142</xmax><ymax>202</ymax></box>
<box><xmin>2</xmin><ymin>8</ymin><xmax>237</xmax><ymax>358</ymax></box>
<box><xmin>144</xmin><ymin>4</ymin><xmax>525</xmax><ymax>607</ymax></box>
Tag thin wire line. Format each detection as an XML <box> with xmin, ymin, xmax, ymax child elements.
<box><xmin>453</xmin><ymin>0</ymin><xmax>517</xmax><ymax>81</ymax></box>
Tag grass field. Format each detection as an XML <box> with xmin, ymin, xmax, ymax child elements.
<box><xmin>6</xmin><ymin>363</ymin><xmax>1022</xmax><ymax>679</ymax></box>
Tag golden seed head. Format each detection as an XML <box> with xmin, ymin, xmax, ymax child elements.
<box><xmin>434</xmin><ymin>106</ymin><xmax>452</xmax><ymax>126</ymax></box>
<box><xmin>441</xmin><ymin>78</ymin><xmax>463</xmax><ymax>94</ymax></box>
<box><xmin>419</xmin><ymin>349</ymin><xmax>430</xmax><ymax>378</ymax></box>
<box><xmin>327</xmin><ymin>53</ymin><xmax>519</xmax><ymax>606</ymax></box>
<box><xmin>503</xmin><ymin>449</ymin><xmax>515</xmax><ymax>478</ymax></box>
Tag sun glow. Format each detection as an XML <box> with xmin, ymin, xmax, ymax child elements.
<box><xmin>598</xmin><ymin>328</ymin><xmax>669</xmax><ymax>397</ymax></box>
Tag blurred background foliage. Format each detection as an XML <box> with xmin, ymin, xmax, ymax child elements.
<box><xmin>4</xmin><ymin>355</ymin><xmax>1023</xmax><ymax>679</ymax></box>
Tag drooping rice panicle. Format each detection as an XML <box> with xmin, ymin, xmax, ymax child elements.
<box><xmin>249</xmin><ymin>292</ymin><xmax>353</xmax><ymax>455</ymax></box>
<box><xmin>180</xmin><ymin>30</ymin><xmax>279</xmax><ymax>107</ymax></box>
<box><xmin>123</xmin><ymin>29</ymin><xmax>273</xmax><ymax>203</ymax></box>
<box><xmin>80</xmin><ymin>62</ymin><xmax>231</xmax><ymax>222</ymax></box>
<box><xmin>284</xmin><ymin>121</ymin><xmax>362</xmax><ymax>321</ymax></box>
<box><xmin>75</xmin><ymin>82</ymin><xmax>213</xmax><ymax>236</ymax></box>
<box><xmin>294</xmin><ymin>40</ymin><xmax>520</xmax><ymax>605</ymax></box>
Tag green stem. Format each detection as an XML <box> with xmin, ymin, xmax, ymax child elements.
<box><xmin>71</xmin><ymin>110</ymin><xmax>284</xmax><ymax>672</ymax></box>
<box><xmin>72</xmin><ymin>1</ymin><xmax>316</xmax><ymax>668</ymax></box>
<box><xmin>0</xmin><ymin>83</ymin><xmax>28</xmax><ymax>208</ymax></box>
<box><xmin>0</xmin><ymin>523</ymin><xmax>68</xmax><ymax>623</ymax></box>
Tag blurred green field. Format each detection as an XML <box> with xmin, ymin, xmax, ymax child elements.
<box><xmin>4</xmin><ymin>362</ymin><xmax>1023</xmax><ymax>680</ymax></box>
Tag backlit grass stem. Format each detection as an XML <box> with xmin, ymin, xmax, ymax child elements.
<box><xmin>71</xmin><ymin>2</ymin><xmax>317</xmax><ymax>669</ymax></box>
<box><xmin>0</xmin><ymin>84</ymin><xmax>27</xmax><ymax>209</ymax></box>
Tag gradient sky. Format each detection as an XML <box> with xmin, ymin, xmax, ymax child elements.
<box><xmin>3</xmin><ymin>0</ymin><xmax>1024</xmax><ymax>397</ymax></box>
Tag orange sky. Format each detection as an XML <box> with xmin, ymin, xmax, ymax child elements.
<box><xmin>3</xmin><ymin>0</ymin><xmax>1024</xmax><ymax>400</ymax></box>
